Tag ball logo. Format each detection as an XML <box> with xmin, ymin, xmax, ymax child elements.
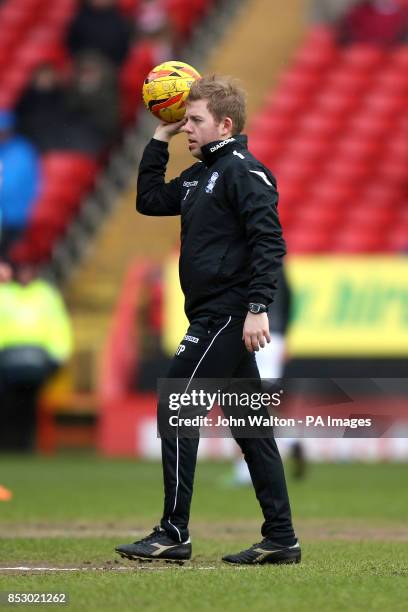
<box><xmin>205</xmin><ymin>172</ymin><xmax>219</xmax><ymax>194</ymax></box>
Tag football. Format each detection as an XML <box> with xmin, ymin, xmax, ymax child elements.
<box><xmin>142</xmin><ymin>60</ymin><xmax>201</xmax><ymax>123</ymax></box>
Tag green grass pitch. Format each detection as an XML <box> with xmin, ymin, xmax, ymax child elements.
<box><xmin>0</xmin><ymin>455</ymin><xmax>407</xmax><ymax>611</ymax></box>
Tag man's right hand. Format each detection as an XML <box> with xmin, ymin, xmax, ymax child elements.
<box><xmin>153</xmin><ymin>118</ymin><xmax>187</xmax><ymax>143</ymax></box>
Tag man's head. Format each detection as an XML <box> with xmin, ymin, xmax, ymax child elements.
<box><xmin>31</xmin><ymin>62</ymin><xmax>60</xmax><ymax>91</ymax></box>
<box><xmin>182</xmin><ymin>75</ymin><xmax>246</xmax><ymax>159</ymax></box>
<box><xmin>13</xmin><ymin>262</ymin><xmax>39</xmax><ymax>286</ymax></box>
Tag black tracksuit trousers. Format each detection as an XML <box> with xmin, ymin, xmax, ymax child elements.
<box><xmin>158</xmin><ymin>314</ymin><xmax>296</xmax><ymax>546</ymax></box>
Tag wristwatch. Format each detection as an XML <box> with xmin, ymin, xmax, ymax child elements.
<box><xmin>248</xmin><ymin>302</ymin><xmax>268</xmax><ymax>314</ymax></box>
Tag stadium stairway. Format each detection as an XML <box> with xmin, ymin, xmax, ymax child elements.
<box><xmin>63</xmin><ymin>0</ymin><xmax>306</xmax><ymax>393</ymax></box>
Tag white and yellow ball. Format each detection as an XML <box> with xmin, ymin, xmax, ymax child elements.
<box><xmin>142</xmin><ymin>60</ymin><xmax>201</xmax><ymax>123</ymax></box>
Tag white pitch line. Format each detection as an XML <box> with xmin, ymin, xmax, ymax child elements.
<box><xmin>0</xmin><ymin>567</ymin><xmax>90</xmax><ymax>572</ymax></box>
<box><xmin>0</xmin><ymin>566</ymin><xmax>218</xmax><ymax>572</ymax></box>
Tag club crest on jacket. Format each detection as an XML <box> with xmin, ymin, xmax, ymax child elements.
<box><xmin>205</xmin><ymin>172</ymin><xmax>219</xmax><ymax>194</ymax></box>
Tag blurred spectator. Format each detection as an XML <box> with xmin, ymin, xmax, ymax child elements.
<box><xmin>16</xmin><ymin>62</ymin><xmax>69</xmax><ymax>153</ymax></box>
<box><xmin>0</xmin><ymin>261</ymin><xmax>73</xmax><ymax>451</ymax></box>
<box><xmin>0</xmin><ymin>202</ymin><xmax>11</xmax><ymax>281</ymax></box>
<box><xmin>64</xmin><ymin>51</ymin><xmax>120</xmax><ymax>156</ymax></box>
<box><xmin>0</xmin><ymin>110</ymin><xmax>41</xmax><ymax>259</ymax></box>
<box><xmin>336</xmin><ymin>0</ymin><xmax>408</xmax><ymax>45</ymax></box>
<box><xmin>136</xmin><ymin>268</ymin><xmax>170</xmax><ymax>391</ymax></box>
<box><xmin>0</xmin><ymin>263</ymin><xmax>11</xmax><ymax>282</ymax></box>
<box><xmin>311</xmin><ymin>0</ymin><xmax>363</xmax><ymax>23</ymax></box>
<box><xmin>66</xmin><ymin>0</ymin><xmax>134</xmax><ymax>67</ymax></box>
<box><xmin>136</xmin><ymin>0</ymin><xmax>174</xmax><ymax>62</ymax></box>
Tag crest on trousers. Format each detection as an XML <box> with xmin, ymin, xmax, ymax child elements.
<box><xmin>205</xmin><ymin>172</ymin><xmax>219</xmax><ymax>194</ymax></box>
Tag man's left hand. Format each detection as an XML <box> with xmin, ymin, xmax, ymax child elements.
<box><xmin>242</xmin><ymin>312</ymin><xmax>271</xmax><ymax>352</ymax></box>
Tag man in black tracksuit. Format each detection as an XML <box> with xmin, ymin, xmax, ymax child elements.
<box><xmin>116</xmin><ymin>75</ymin><xmax>300</xmax><ymax>565</ymax></box>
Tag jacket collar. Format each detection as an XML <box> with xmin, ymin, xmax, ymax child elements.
<box><xmin>201</xmin><ymin>134</ymin><xmax>248</xmax><ymax>165</ymax></box>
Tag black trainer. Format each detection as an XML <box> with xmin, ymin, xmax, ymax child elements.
<box><xmin>115</xmin><ymin>526</ymin><xmax>192</xmax><ymax>564</ymax></box>
<box><xmin>222</xmin><ymin>539</ymin><xmax>301</xmax><ymax>565</ymax></box>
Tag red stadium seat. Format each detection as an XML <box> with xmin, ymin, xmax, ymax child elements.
<box><xmin>277</xmin><ymin>68</ymin><xmax>321</xmax><ymax>96</ymax></box>
<box><xmin>285</xmin><ymin>227</ymin><xmax>332</xmax><ymax>253</ymax></box>
<box><xmin>249</xmin><ymin>137</ymin><xmax>283</xmax><ymax>165</ymax></box>
<box><xmin>0</xmin><ymin>89</ymin><xmax>17</xmax><ymax>109</ymax></box>
<box><xmin>120</xmin><ymin>40</ymin><xmax>156</xmax><ymax>123</ymax></box>
<box><xmin>266</xmin><ymin>90</ymin><xmax>310</xmax><ymax>117</ymax></box>
<box><xmin>346</xmin><ymin>205</ymin><xmax>395</xmax><ymax>228</ymax></box>
<box><xmin>297</xmin><ymin>112</ymin><xmax>341</xmax><ymax>139</ymax></box>
<box><xmin>295</xmin><ymin>205</ymin><xmax>341</xmax><ymax>230</ymax></box>
<box><xmin>15</xmin><ymin>41</ymin><xmax>66</xmax><ymax>71</ymax></box>
<box><xmin>285</xmin><ymin>136</ymin><xmax>328</xmax><ymax>163</ymax></box>
<box><xmin>309</xmin><ymin>179</ymin><xmax>356</xmax><ymax>206</ymax></box>
<box><xmin>387</xmin><ymin>225</ymin><xmax>408</xmax><ymax>251</ymax></box>
<box><xmin>293</xmin><ymin>43</ymin><xmax>338</xmax><ymax>72</ymax></box>
<box><xmin>278</xmin><ymin>205</ymin><xmax>295</xmax><ymax>230</ymax></box>
<box><xmin>45</xmin><ymin>0</ymin><xmax>78</xmax><ymax>23</ymax></box>
<box><xmin>325</xmin><ymin>68</ymin><xmax>371</xmax><ymax>95</ymax></box>
<box><xmin>39</xmin><ymin>182</ymin><xmax>87</xmax><ymax>211</ymax></box>
<box><xmin>165</xmin><ymin>0</ymin><xmax>210</xmax><ymax>38</ymax></box>
<box><xmin>315</xmin><ymin>91</ymin><xmax>359</xmax><ymax>118</ymax></box>
<box><xmin>0</xmin><ymin>5</ymin><xmax>35</xmax><ymax>33</ymax></box>
<box><xmin>359</xmin><ymin>183</ymin><xmax>403</xmax><ymax>205</ymax></box>
<box><xmin>334</xmin><ymin>135</ymin><xmax>380</xmax><ymax>163</ymax></box>
<box><xmin>390</xmin><ymin>45</ymin><xmax>408</xmax><ymax>71</ymax></box>
<box><xmin>324</xmin><ymin>157</ymin><xmax>373</xmax><ymax>184</ymax></box>
<box><xmin>346</xmin><ymin>112</ymin><xmax>393</xmax><ymax>138</ymax></box>
<box><xmin>332</xmin><ymin>227</ymin><xmax>387</xmax><ymax>253</ymax></box>
<box><xmin>373</xmin><ymin>68</ymin><xmax>408</xmax><ymax>95</ymax></box>
<box><xmin>42</xmin><ymin>153</ymin><xmax>98</xmax><ymax>187</ymax></box>
<box><xmin>341</xmin><ymin>45</ymin><xmax>386</xmax><ymax>72</ymax></box>
<box><xmin>30</xmin><ymin>206</ymin><xmax>71</xmax><ymax>233</ymax></box>
<box><xmin>274</xmin><ymin>158</ymin><xmax>317</xmax><ymax>185</ymax></box>
<box><xmin>248</xmin><ymin>114</ymin><xmax>293</xmax><ymax>139</ymax></box>
<box><xmin>303</xmin><ymin>26</ymin><xmax>337</xmax><ymax>50</ymax></box>
<box><xmin>0</xmin><ymin>30</ymin><xmax>22</xmax><ymax>55</ymax></box>
<box><xmin>363</xmin><ymin>92</ymin><xmax>407</xmax><ymax>117</ymax></box>
<box><xmin>376</xmin><ymin>158</ymin><xmax>408</xmax><ymax>186</ymax></box>
<box><xmin>278</xmin><ymin>183</ymin><xmax>305</xmax><ymax>208</ymax></box>
<box><xmin>119</xmin><ymin>0</ymin><xmax>139</xmax><ymax>17</ymax></box>
<box><xmin>0</xmin><ymin>68</ymin><xmax>30</xmax><ymax>104</ymax></box>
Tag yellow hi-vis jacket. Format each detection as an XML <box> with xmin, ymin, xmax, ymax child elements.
<box><xmin>0</xmin><ymin>279</ymin><xmax>73</xmax><ymax>363</ymax></box>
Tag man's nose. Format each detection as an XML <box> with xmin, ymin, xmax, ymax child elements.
<box><xmin>181</xmin><ymin>119</ymin><xmax>192</xmax><ymax>133</ymax></box>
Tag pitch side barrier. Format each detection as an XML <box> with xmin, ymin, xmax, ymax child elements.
<box><xmin>98</xmin><ymin>259</ymin><xmax>158</xmax><ymax>456</ymax></box>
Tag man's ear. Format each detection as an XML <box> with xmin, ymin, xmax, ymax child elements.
<box><xmin>221</xmin><ymin>116</ymin><xmax>233</xmax><ymax>137</ymax></box>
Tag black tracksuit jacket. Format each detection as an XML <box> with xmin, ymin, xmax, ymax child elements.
<box><xmin>136</xmin><ymin>134</ymin><xmax>286</xmax><ymax>321</ymax></box>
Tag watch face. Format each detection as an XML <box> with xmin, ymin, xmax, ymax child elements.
<box><xmin>250</xmin><ymin>303</ymin><xmax>261</xmax><ymax>314</ymax></box>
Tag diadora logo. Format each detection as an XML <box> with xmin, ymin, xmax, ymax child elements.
<box><xmin>205</xmin><ymin>172</ymin><xmax>219</xmax><ymax>194</ymax></box>
<box><xmin>184</xmin><ymin>334</ymin><xmax>199</xmax><ymax>344</ymax></box>
<box><xmin>209</xmin><ymin>138</ymin><xmax>235</xmax><ymax>153</ymax></box>
<box><xmin>176</xmin><ymin>344</ymin><xmax>186</xmax><ymax>356</ymax></box>
<box><xmin>182</xmin><ymin>180</ymin><xmax>198</xmax><ymax>187</ymax></box>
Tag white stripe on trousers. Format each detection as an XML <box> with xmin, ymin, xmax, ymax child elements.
<box><xmin>169</xmin><ymin>316</ymin><xmax>232</xmax><ymax>541</ymax></box>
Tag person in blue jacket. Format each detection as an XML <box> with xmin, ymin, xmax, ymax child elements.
<box><xmin>0</xmin><ymin>109</ymin><xmax>41</xmax><ymax>258</ymax></box>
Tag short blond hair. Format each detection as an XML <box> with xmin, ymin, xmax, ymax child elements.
<box><xmin>187</xmin><ymin>74</ymin><xmax>247</xmax><ymax>134</ymax></box>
